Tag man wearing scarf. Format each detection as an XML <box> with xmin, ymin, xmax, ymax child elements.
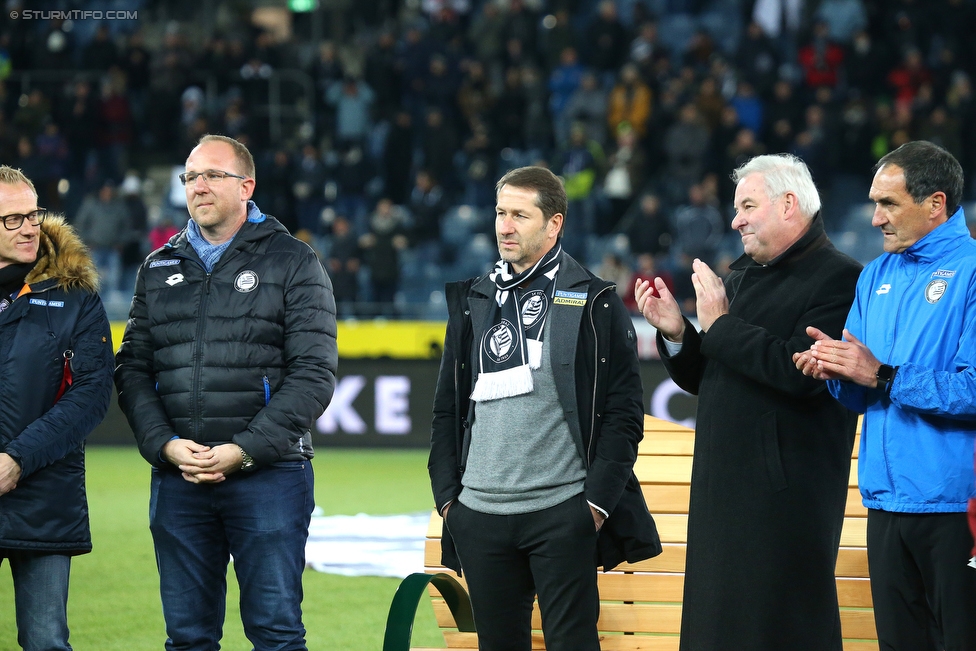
<box><xmin>429</xmin><ymin>166</ymin><xmax>660</xmax><ymax>650</ymax></box>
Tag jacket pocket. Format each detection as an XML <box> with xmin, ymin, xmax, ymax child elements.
<box><xmin>759</xmin><ymin>411</ymin><xmax>788</xmax><ymax>492</ymax></box>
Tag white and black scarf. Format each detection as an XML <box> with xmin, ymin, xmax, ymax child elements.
<box><xmin>470</xmin><ymin>245</ymin><xmax>561</xmax><ymax>402</ymax></box>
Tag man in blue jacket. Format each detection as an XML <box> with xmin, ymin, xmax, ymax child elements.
<box><xmin>0</xmin><ymin>166</ymin><xmax>115</xmax><ymax>650</ymax></box>
<box><xmin>795</xmin><ymin>140</ymin><xmax>976</xmax><ymax>650</ymax></box>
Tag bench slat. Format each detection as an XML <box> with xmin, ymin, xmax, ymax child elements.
<box><xmin>641</xmin><ymin>484</ymin><xmax>867</xmax><ymax>517</ymax></box>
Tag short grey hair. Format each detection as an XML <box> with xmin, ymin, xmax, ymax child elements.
<box><xmin>731</xmin><ymin>154</ymin><xmax>821</xmax><ymax>219</ymax></box>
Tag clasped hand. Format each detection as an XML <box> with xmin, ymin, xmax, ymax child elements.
<box><xmin>162</xmin><ymin>439</ymin><xmax>244</xmax><ymax>484</ymax></box>
<box><xmin>792</xmin><ymin>327</ymin><xmax>880</xmax><ymax>387</ymax></box>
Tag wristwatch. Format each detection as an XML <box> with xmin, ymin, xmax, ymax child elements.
<box><xmin>876</xmin><ymin>364</ymin><xmax>897</xmax><ymax>395</ymax></box>
<box><xmin>238</xmin><ymin>445</ymin><xmax>256</xmax><ymax>471</ymax></box>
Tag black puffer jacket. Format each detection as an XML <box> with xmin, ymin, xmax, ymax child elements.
<box><xmin>0</xmin><ymin>217</ymin><xmax>114</xmax><ymax>554</ymax></box>
<box><xmin>115</xmin><ymin>212</ymin><xmax>338</xmax><ymax>469</ymax></box>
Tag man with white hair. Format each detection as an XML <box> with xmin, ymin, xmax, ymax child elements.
<box><xmin>636</xmin><ymin>154</ymin><xmax>862</xmax><ymax>650</ymax></box>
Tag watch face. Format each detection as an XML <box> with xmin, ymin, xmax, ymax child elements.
<box><xmin>877</xmin><ymin>365</ymin><xmax>894</xmax><ymax>382</ymax></box>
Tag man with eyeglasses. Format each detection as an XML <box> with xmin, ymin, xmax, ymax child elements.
<box><xmin>116</xmin><ymin>134</ymin><xmax>338</xmax><ymax>651</ymax></box>
<box><xmin>0</xmin><ymin>165</ymin><xmax>115</xmax><ymax>651</ymax></box>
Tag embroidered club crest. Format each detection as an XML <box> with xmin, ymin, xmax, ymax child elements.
<box><xmin>925</xmin><ymin>279</ymin><xmax>947</xmax><ymax>304</ymax></box>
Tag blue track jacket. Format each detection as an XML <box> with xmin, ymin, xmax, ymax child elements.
<box><xmin>828</xmin><ymin>208</ymin><xmax>976</xmax><ymax>513</ymax></box>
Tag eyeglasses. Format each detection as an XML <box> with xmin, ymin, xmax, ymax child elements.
<box><xmin>179</xmin><ymin>169</ymin><xmax>248</xmax><ymax>186</ymax></box>
<box><xmin>1</xmin><ymin>209</ymin><xmax>47</xmax><ymax>231</ymax></box>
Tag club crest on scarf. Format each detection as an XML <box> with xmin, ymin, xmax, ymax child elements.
<box><xmin>470</xmin><ymin>246</ymin><xmax>561</xmax><ymax>402</ymax></box>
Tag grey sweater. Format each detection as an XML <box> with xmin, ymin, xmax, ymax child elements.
<box><xmin>459</xmin><ymin>321</ymin><xmax>586</xmax><ymax>514</ymax></box>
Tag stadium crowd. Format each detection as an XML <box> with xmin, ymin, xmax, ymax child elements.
<box><xmin>1</xmin><ymin>0</ymin><xmax>975</xmax><ymax>316</ymax></box>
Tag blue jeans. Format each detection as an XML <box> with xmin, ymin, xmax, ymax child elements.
<box><xmin>0</xmin><ymin>551</ymin><xmax>72</xmax><ymax>651</ymax></box>
<box><xmin>149</xmin><ymin>461</ymin><xmax>315</xmax><ymax>651</ymax></box>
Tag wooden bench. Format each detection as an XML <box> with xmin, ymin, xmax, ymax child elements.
<box><xmin>385</xmin><ymin>415</ymin><xmax>876</xmax><ymax>650</ymax></box>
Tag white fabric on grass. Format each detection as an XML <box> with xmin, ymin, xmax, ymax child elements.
<box><xmin>305</xmin><ymin>511</ymin><xmax>429</xmax><ymax>579</ymax></box>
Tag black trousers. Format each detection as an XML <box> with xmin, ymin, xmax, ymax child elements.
<box><xmin>446</xmin><ymin>493</ymin><xmax>600</xmax><ymax>651</ymax></box>
<box><xmin>867</xmin><ymin>509</ymin><xmax>976</xmax><ymax>651</ymax></box>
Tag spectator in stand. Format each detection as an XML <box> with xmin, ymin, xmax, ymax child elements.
<box><xmin>13</xmin><ymin>137</ymin><xmax>45</xmax><ymax>200</ymax></box>
<box><xmin>467</xmin><ymin>1</ymin><xmax>507</xmax><ymax>77</ymax></box>
<box><xmin>540</xmin><ymin>9</ymin><xmax>577</xmax><ymax>72</ymax></box>
<box><xmin>119</xmin><ymin>171</ymin><xmax>148</xmax><ymax>296</ymax></box>
<box><xmin>294</xmin><ymin>144</ymin><xmax>327</xmax><ymax>235</ymax></box>
<box><xmin>74</xmin><ymin>180</ymin><xmax>131</xmax><ymax>300</ymax></box>
<box><xmin>326</xmin><ymin>76</ymin><xmax>375</xmax><ymax>149</ymax></box>
<box><xmin>672</xmin><ymin>182</ymin><xmax>724</xmax><ymax>266</ymax></box>
<box><xmin>421</xmin><ymin>108</ymin><xmax>460</xmax><ymax>194</ymax></box>
<box><xmin>383</xmin><ymin>111</ymin><xmax>416</xmax><ymax>206</ymax></box>
<box><xmin>458</xmin><ymin>60</ymin><xmax>496</xmax><ymax>128</ymax></box>
<box><xmin>844</xmin><ymin>30</ymin><xmax>891</xmax><ymax>98</ymax></box>
<box><xmin>360</xmin><ymin>198</ymin><xmax>409</xmax><ymax>314</ymax></box>
<box><xmin>82</xmin><ymin>24</ymin><xmax>119</xmax><ymax>70</ymax></box>
<box><xmin>586</xmin><ymin>1</ymin><xmax>630</xmax><ymax>83</ymax></box>
<box><xmin>548</xmin><ymin>47</ymin><xmax>585</xmax><ymax>141</ymax></box>
<box><xmin>563</xmin><ymin>70</ymin><xmax>609</xmax><ymax>148</ymax></box>
<box><xmin>813</xmin><ymin>0</ymin><xmax>866</xmax><ymax>45</ymax></box>
<box><xmin>626</xmin><ymin>252</ymin><xmax>674</xmax><ymax>314</ymax></box>
<box><xmin>120</xmin><ymin>30</ymin><xmax>151</xmax><ymax>140</ymax></box>
<box><xmin>34</xmin><ymin>121</ymin><xmax>68</xmax><ymax>211</ymax></box>
<box><xmin>408</xmin><ymin>169</ymin><xmax>448</xmax><ymax>253</ymax></box>
<box><xmin>617</xmin><ymin>192</ymin><xmax>672</xmax><ymax>259</ymax></box>
<box><xmin>326</xmin><ymin>215</ymin><xmax>362</xmax><ymax>317</ymax></box>
<box><xmin>601</xmin><ymin>123</ymin><xmax>646</xmax><ymax>235</ymax></box>
<box><xmin>504</xmin><ymin>0</ymin><xmax>539</xmax><ymax>55</ymax></box>
<box><xmin>364</xmin><ymin>31</ymin><xmax>401</xmax><ymax>123</ymax></box>
<box><xmin>424</xmin><ymin>54</ymin><xmax>461</xmax><ymax>126</ymax></box>
<box><xmin>736</xmin><ymin>21</ymin><xmax>780</xmax><ymax>99</ymax></box>
<box><xmin>257</xmin><ymin>149</ymin><xmax>298</xmax><ymax>234</ymax></box>
<box><xmin>729</xmin><ymin>81</ymin><xmax>763</xmax><ymax>137</ymax></box>
<box><xmin>554</xmin><ymin>122</ymin><xmax>605</xmax><ymax>247</ymax></box>
<box><xmin>148</xmin><ymin>216</ymin><xmax>179</xmax><ymax>252</ymax></box>
<box><xmin>662</xmin><ymin>103</ymin><xmax>710</xmax><ymax>202</ymax></box>
<box><xmin>797</xmin><ymin>20</ymin><xmax>845</xmax><ymax>91</ymax></box>
<box><xmin>61</xmin><ymin>80</ymin><xmax>98</xmax><ymax>183</ymax></box>
<box><xmin>493</xmin><ymin>67</ymin><xmax>529</xmax><ymax>151</ymax></box>
<box><xmin>887</xmin><ymin>47</ymin><xmax>932</xmax><ymax>112</ymax></box>
<box><xmin>607</xmin><ymin>63</ymin><xmax>653</xmax><ymax>139</ymax></box>
<box><xmin>694</xmin><ymin>76</ymin><xmax>726</xmax><ymax>133</ymax></box>
<box><xmin>334</xmin><ymin>145</ymin><xmax>374</xmax><ymax>231</ymax></box>
<box><xmin>596</xmin><ymin>252</ymin><xmax>634</xmax><ymax>303</ymax></box>
<box><xmin>96</xmin><ymin>70</ymin><xmax>133</xmax><ymax>183</ymax></box>
<box><xmin>629</xmin><ymin>20</ymin><xmax>669</xmax><ymax>81</ymax></box>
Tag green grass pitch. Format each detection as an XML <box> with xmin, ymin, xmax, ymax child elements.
<box><xmin>0</xmin><ymin>447</ymin><xmax>445</xmax><ymax>650</ymax></box>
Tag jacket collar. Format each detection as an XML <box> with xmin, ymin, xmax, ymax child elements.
<box><xmin>729</xmin><ymin>211</ymin><xmax>828</xmax><ymax>271</ymax></box>
<box><xmin>900</xmin><ymin>206</ymin><xmax>969</xmax><ymax>263</ymax></box>
<box><xmin>24</xmin><ymin>216</ymin><xmax>100</xmax><ymax>293</ymax></box>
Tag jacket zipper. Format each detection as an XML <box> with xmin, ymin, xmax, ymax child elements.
<box><xmin>191</xmin><ymin>272</ymin><xmax>212</xmax><ymax>440</ymax></box>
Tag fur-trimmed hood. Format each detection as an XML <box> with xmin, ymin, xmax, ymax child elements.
<box><xmin>24</xmin><ymin>215</ymin><xmax>100</xmax><ymax>293</ymax></box>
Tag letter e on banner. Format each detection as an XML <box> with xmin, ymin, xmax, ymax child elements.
<box><xmin>376</xmin><ymin>375</ymin><xmax>411</xmax><ymax>435</ymax></box>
